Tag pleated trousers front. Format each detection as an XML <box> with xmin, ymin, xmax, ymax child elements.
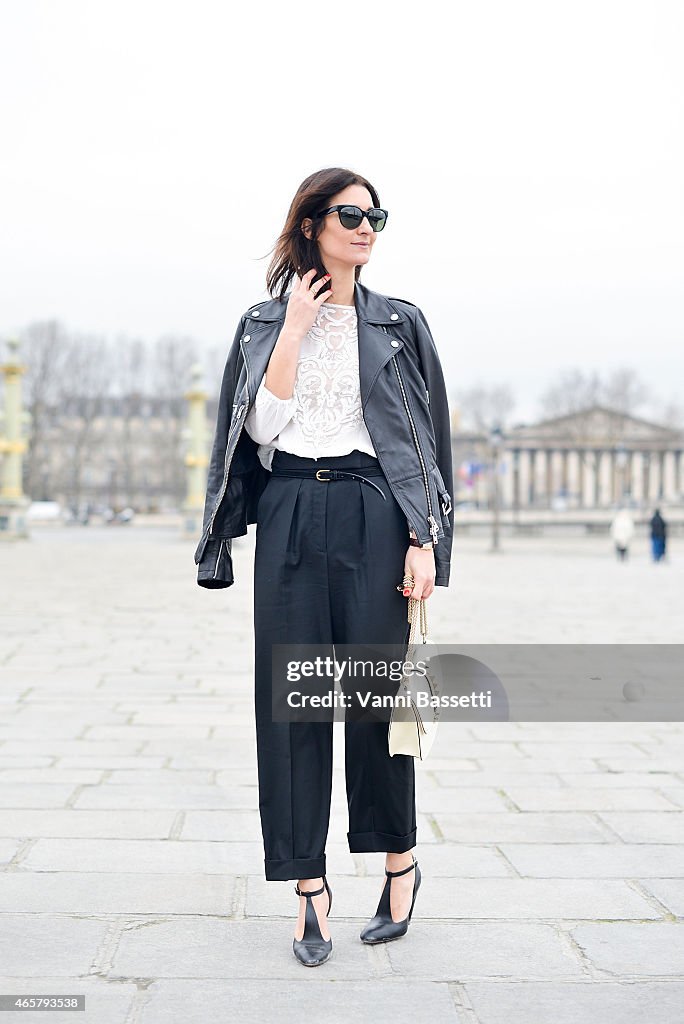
<box><xmin>253</xmin><ymin>448</ymin><xmax>417</xmax><ymax>881</ymax></box>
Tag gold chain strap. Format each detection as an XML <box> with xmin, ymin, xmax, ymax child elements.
<box><xmin>406</xmin><ymin>595</ymin><xmax>428</xmax><ymax>647</ymax></box>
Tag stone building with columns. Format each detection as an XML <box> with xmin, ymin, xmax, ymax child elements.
<box><xmin>452</xmin><ymin>405</ymin><xmax>684</xmax><ymax>512</ymax></box>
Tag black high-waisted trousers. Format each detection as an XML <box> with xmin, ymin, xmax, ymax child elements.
<box><xmin>253</xmin><ymin>448</ymin><xmax>417</xmax><ymax>881</ymax></box>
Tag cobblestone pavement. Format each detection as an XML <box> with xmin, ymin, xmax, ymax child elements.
<box><xmin>0</xmin><ymin>527</ymin><xmax>682</xmax><ymax>1023</ymax></box>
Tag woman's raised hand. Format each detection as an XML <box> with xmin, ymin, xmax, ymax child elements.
<box><xmin>282</xmin><ymin>269</ymin><xmax>333</xmax><ymax>340</ymax></box>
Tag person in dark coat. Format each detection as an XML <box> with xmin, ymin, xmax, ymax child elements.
<box><xmin>650</xmin><ymin>508</ymin><xmax>667</xmax><ymax>562</ymax></box>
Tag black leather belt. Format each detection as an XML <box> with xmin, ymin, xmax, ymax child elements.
<box><xmin>270</xmin><ymin>464</ymin><xmax>387</xmax><ymax>501</ymax></box>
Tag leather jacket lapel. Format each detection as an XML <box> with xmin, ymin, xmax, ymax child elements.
<box><xmin>238</xmin><ymin>280</ymin><xmax>409</xmax><ymax>409</ymax></box>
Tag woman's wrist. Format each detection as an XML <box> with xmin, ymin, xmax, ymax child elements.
<box><xmin>408</xmin><ymin>528</ymin><xmax>433</xmax><ymax>550</ymax></box>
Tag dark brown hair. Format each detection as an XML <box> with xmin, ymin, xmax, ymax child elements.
<box><xmin>265</xmin><ymin>167</ymin><xmax>381</xmax><ymax>301</ymax></box>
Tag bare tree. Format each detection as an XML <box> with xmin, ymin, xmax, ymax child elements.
<box><xmin>56</xmin><ymin>331</ymin><xmax>112</xmax><ymax>509</ymax></box>
<box><xmin>658</xmin><ymin>397</ymin><xmax>684</xmax><ymax>429</ymax></box>
<box><xmin>151</xmin><ymin>334</ymin><xmax>199</xmax><ymax>507</ymax></box>
<box><xmin>20</xmin><ymin>320</ymin><xmax>71</xmax><ymax>499</ymax></box>
<box><xmin>538</xmin><ymin>368</ymin><xmax>603</xmax><ymax>421</ymax></box>
<box><xmin>453</xmin><ymin>383</ymin><xmax>516</xmax><ymax>433</ymax></box>
<box><xmin>602</xmin><ymin>368</ymin><xmax>649</xmax><ymax>417</ymax></box>
<box><xmin>111</xmin><ymin>333</ymin><xmax>148</xmax><ymax>506</ymax></box>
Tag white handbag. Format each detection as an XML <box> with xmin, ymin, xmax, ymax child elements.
<box><xmin>388</xmin><ymin>596</ymin><xmax>440</xmax><ymax>759</ymax></box>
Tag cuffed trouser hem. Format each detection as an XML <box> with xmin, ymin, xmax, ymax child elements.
<box><xmin>264</xmin><ymin>855</ymin><xmax>327</xmax><ymax>882</ymax></box>
<box><xmin>347</xmin><ymin>827</ymin><xmax>417</xmax><ymax>853</ymax></box>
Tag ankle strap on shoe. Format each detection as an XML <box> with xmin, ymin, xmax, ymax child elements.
<box><xmin>295</xmin><ymin>882</ymin><xmax>326</xmax><ymax>898</ymax></box>
<box><xmin>385</xmin><ymin>857</ymin><xmax>417</xmax><ymax>878</ymax></box>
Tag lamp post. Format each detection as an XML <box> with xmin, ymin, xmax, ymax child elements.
<box><xmin>489</xmin><ymin>423</ymin><xmax>503</xmax><ymax>552</ymax></box>
<box><xmin>182</xmin><ymin>363</ymin><xmax>209</xmax><ymax>538</ymax></box>
<box><xmin>0</xmin><ymin>338</ymin><xmax>31</xmax><ymax>540</ymax></box>
<box><xmin>615</xmin><ymin>443</ymin><xmax>628</xmax><ymax>505</ymax></box>
<box><xmin>512</xmin><ymin>448</ymin><xmax>520</xmax><ymax>527</ymax></box>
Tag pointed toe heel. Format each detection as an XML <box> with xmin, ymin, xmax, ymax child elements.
<box><xmin>360</xmin><ymin>855</ymin><xmax>421</xmax><ymax>945</ymax></box>
<box><xmin>292</xmin><ymin>877</ymin><xmax>333</xmax><ymax>967</ymax></box>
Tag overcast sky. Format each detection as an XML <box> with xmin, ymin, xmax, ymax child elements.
<box><xmin>1</xmin><ymin>0</ymin><xmax>682</xmax><ymax>423</ymax></box>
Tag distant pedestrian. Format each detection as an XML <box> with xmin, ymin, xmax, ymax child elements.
<box><xmin>650</xmin><ymin>508</ymin><xmax>667</xmax><ymax>562</ymax></box>
<box><xmin>610</xmin><ymin>507</ymin><xmax>634</xmax><ymax>561</ymax></box>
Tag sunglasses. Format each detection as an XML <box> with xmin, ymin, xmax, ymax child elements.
<box><xmin>316</xmin><ymin>205</ymin><xmax>389</xmax><ymax>232</ymax></box>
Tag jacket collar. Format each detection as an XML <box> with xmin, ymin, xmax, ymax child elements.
<box><xmin>241</xmin><ymin>280</ymin><xmax>407</xmax><ymax>407</ymax></box>
<box><xmin>244</xmin><ymin>280</ymin><xmax>408</xmax><ymax>326</ymax></box>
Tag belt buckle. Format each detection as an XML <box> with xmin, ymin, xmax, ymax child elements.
<box><xmin>315</xmin><ymin>468</ymin><xmax>331</xmax><ymax>481</ymax></box>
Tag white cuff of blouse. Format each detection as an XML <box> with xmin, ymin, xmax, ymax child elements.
<box><xmin>243</xmin><ymin>375</ymin><xmax>297</xmax><ymax>446</ymax></box>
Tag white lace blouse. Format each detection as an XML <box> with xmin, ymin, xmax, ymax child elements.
<box><xmin>244</xmin><ymin>302</ymin><xmax>378</xmax><ymax>471</ymax></box>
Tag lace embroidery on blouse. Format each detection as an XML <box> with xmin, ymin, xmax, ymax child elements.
<box><xmin>292</xmin><ymin>304</ymin><xmax>363</xmax><ymax>449</ymax></box>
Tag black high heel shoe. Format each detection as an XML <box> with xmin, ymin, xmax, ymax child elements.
<box><xmin>360</xmin><ymin>855</ymin><xmax>421</xmax><ymax>944</ymax></box>
<box><xmin>292</xmin><ymin>877</ymin><xmax>333</xmax><ymax>967</ymax></box>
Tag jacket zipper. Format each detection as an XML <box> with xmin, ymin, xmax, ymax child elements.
<box><xmin>207</xmin><ymin>336</ymin><xmax>252</xmax><ymax>538</ymax></box>
<box><xmin>208</xmin><ymin>402</ymin><xmax>245</xmax><ymax>537</ymax></box>
<box><xmin>213</xmin><ymin>538</ymin><xmax>227</xmax><ymax>578</ymax></box>
<box><xmin>390</xmin><ymin>349</ymin><xmax>440</xmax><ymax>546</ymax></box>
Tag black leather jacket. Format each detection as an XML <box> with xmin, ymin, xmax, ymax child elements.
<box><xmin>194</xmin><ymin>280</ymin><xmax>454</xmax><ymax>588</ymax></box>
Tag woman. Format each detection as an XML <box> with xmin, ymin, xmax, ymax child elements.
<box><xmin>194</xmin><ymin>167</ymin><xmax>454</xmax><ymax>966</ymax></box>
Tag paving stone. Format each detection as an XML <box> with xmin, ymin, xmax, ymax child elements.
<box><xmin>598</xmin><ymin>756</ymin><xmax>684</xmax><ymax>773</ymax></box>
<box><xmin>434</xmin><ymin>770</ymin><xmax>565</xmax><ymax>787</ymax></box>
<box><xmin>640</xmin><ymin>879</ymin><xmax>684</xmax><ymax>915</ymax></box>
<box><xmin>128</xmin><ymin>709</ymin><xmax>246</xmax><ymax>725</ymax></box>
<box><xmin>0</xmin><ymin>976</ymin><xmax>137</xmax><ymax>1024</ymax></box>
<box><xmin>434</xmin><ymin>811</ymin><xmax>608</xmax><ymax>843</ymax></box>
<box><xmin>83</xmin><ymin>725</ymin><xmax>212</xmax><ymax>741</ymax></box>
<box><xmin>102</xmin><ymin>769</ymin><xmax>215</xmax><ymax>786</ymax></box>
<box><xmin>516</xmin><ymin>742</ymin><xmax>651</xmax><ymax>759</ymax></box>
<box><xmin>0</xmin><ymin>810</ymin><xmax>175</xmax><ymax>839</ymax></box>
<box><xmin>660</xmin><ymin>788</ymin><xmax>684</xmax><ymax>808</ymax></box>
<box><xmin>499</xmin><ymin>844</ymin><xmax>684</xmax><ymax>877</ymax></box>
<box><xmin>180</xmin><ymin>810</ymin><xmax>262</xmax><ymax>842</ymax></box>
<box><xmin>462</xmin><ymin>981</ymin><xmax>684</xmax><ymax>1024</ymax></box>
<box><xmin>73</xmin><ymin>784</ymin><xmax>257</xmax><ymax>810</ymax></box>
<box><xmin>0</xmin><ymin>838</ymin><xmax>22</xmax><ymax>865</ymax></box>
<box><xmin>137</xmin><ymin>978</ymin><xmax>460</xmax><ymax>1023</ymax></box>
<box><xmin>410</xmin><ymin>787</ymin><xmax>511</xmax><ymax>812</ymax></box>
<box><xmin>0</xmin><ymin>785</ymin><xmax>76</xmax><ymax>809</ymax></box>
<box><xmin>141</xmin><ymin>738</ymin><xmax>257</xmax><ymax>757</ymax></box>
<box><xmin>498</xmin><ymin>723</ymin><xmax>658</xmax><ymax>740</ymax></box>
<box><xmin>54</xmin><ymin>756</ymin><xmax>167</xmax><ymax>769</ymax></box>
<box><xmin>572</xmin><ymin>922</ymin><xmax>684</xmax><ymax>975</ymax></box>
<box><xmin>0</xmin><ymin>741</ymin><xmax>145</xmax><ymax>758</ymax></box>
<box><xmin>0</xmin><ymin>916</ymin><xmax>108</xmax><ymax>976</ymax></box>
<box><xmin>556</xmin><ymin>771</ymin><xmax>684</xmax><ymax>789</ymax></box>
<box><xmin>0</xmin><ymin>873</ymin><xmax>234</xmax><ymax>915</ymax></box>
<box><xmin>0</xmin><ymin>769</ymin><xmax>104</xmax><ymax>784</ymax></box>
<box><xmin>384</xmin><ymin>922</ymin><xmax>584</xmax><ymax>979</ymax></box>
<box><xmin>357</xmin><ymin>844</ymin><xmax>511</xmax><ymax>877</ymax></box>
<box><xmin>112</xmin><ymin>918</ymin><xmax>373</xmax><ymax>979</ymax></box>
<box><xmin>598</xmin><ymin>812</ymin><xmax>684</xmax><ymax>843</ymax></box>
<box><xmin>245</xmin><ymin>875</ymin><xmax>658</xmax><ymax>921</ymax></box>
<box><xmin>21</xmin><ymin>838</ymin><xmax>267</xmax><ymax>874</ymax></box>
<box><xmin>501</xmin><ymin>787</ymin><xmax>677</xmax><ymax>811</ymax></box>
<box><xmin>0</xmin><ymin>757</ymin><xmax>54</xmax><ymax>768</ymax></box>
<box><xmin>213</xmin><ymin>768</ymin><xmax>272</xmax><ymax>786</ymax></box>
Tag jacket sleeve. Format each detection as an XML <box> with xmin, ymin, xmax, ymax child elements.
<box><xmin>193</xmin><ymin>314</ymin><xmax>246</xmax><ymax>589</ymax></box>
<box><xmin>412</xmin><ymin>305</ymin><xmax>454</xmax><ymax>586</ymax></box>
